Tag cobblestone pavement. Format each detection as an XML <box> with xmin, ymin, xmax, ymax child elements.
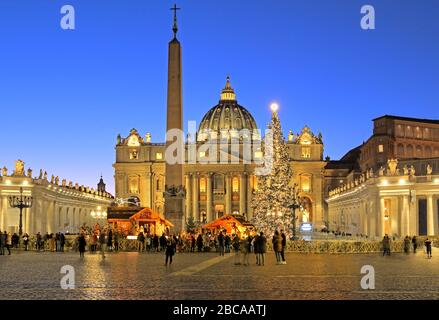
<box><xmin>0</xmin><ymin>248</ymin><xmax>438</xmax><ymax>300</ymax></box>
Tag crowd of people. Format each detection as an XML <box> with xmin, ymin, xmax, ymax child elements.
<box><xmin>383</xmin><ymin>234</ymin><xmax>433</xmax><ymax>258</ymax></box>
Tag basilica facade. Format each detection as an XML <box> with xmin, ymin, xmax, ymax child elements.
<box><xmin>114</xmin><ymin>78</ymin><xmax>330</xmax><ymax>229</ymax></box>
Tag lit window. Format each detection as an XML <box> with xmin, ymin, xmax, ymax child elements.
<box><xmin>378</xmin><ymin>145</ymin><xmax>384</xmax><ymax>153</ymax></box>
<box><xmin>301</xmin><ymin>175</ymin><xmax>311</xmax><ymax>192</ymax></box>
<box><xmin>130</xmin><ymin>150</ymin><xmax>139</xmax><ymax>160</ymax></box>
<box><xmin>254</xmin><ymin>151</ymin><xmax>263</xmax><ymax>159</ymax></box>
<box><xmin>199</xmin><ymin>178</ymin><xmax>206</xmax><ymax>193</ymax></box>
<box><xmin>232</xmin><ymin>177</ymin><xmax>239</xmax><ymax>193</ymax></box>
<box><xmin>156</xmin><ymin>152</ymin><xmax>163</xmax><ymax>160</ymax></box>
<box><xmin>199</xmin><ymin>151</ymin><xmax>206</xmax><ymax>158</ymax></box>
<box><xmin>301</xmin><ymin>147</ymin><xmax>311</xmax><ymax>158</ymax></box>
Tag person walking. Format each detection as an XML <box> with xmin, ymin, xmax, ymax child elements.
<box><xmin>191</xmin><ymin>235</ymin><xmax>196</xmax><ymax>253</ymax></box>
<box><xmin>382</xmin><ymin>234</ymin><xmax>391</xmax><ymax>256</ymax></box>
<box><xmin>0</xmin><ymin>231</ymin><xmax>4</xmax><ymax>255</ymax></box>
<box><xmin>137</xmin><ymin>232</ymin><xmax>145</xmax><ymax>252</ymax></box>
<box><xmin>36</xmin><ymin>232</ymin><xmax>42</xmax><ymax>251</ymax></box>
<box><xmin>78</xmin><ymin>233</ymin><xmax>86</xmax><ymax>258</ymax></box>
<box><xmin>50</xmin><ymin>233</ymin><xmax>56</xmax><ymax>252</ymax></box>
<box><xmin>232</xmin><ymin>234</ymin><xmax>241</xmax><ymax>265</ymax></box>
<box><xmin>55</xmin><ymin>233</ymin><xmax>60</xmax><ymax>252</ymax></box>
<box><xmin>60</xmin><ymin>232</ymin><xmax>65</xmax><ymax>252</ymax></box>
<box><xmin>257</xmin><ymin>232</ymin><xmax>267</xmax><ymax>266</ymax></box>
<box><xmin>412</xmin><ymin>236</ymin><xmax>418</xmax><ymax>253</ymax></box>
<box><xmin>23</xmin><ymin>233</ymin><xmax>30</xmax><ymax>251</ymax></box>
<box><xmin>225</xmin><ymin>234</ymin><xmax>231</xmax><ymax>253</ymax></box>
<box><xmin>403</xmin><ymin>236</ymin><xmax>411</xmax><ymax>254</ymax></box>
<box><xmin>99</xmin><ymin>230</ymin><xmax>107</xmax><ymax>259</ymax></box>
<box><xmin>241</xmin><ymin>235</ymin><xmax>251</xmax><ymax>266</ymax></box>
<box><xmin>113</xmin><ymin>231</ymin><xmax>119</xmax><ymax>252</ymax></box>
<box><xmin>217</xmin><ymin>232</ymin><xmax>225</xmax><ymax>256</ymax></box>
<box><xmin>196</xmin><ymin>234</ymin><xmax>203</xmax><ymax>253</ymax></box>
<box><xmin>280</xmin><ymin>230</ymin><xmax>287</xmax><ymax>265</ymax></box>
<box><xmin>425</xmin><ymin>238</ymin><xmax>432</xmax><ymax>259</ymax></box>
<box><xmin>273</xmin><ymin>231</ymin><xmax>283</xmax><ymax>264</ymax></box>
<box><xmin>107</xmin><ymin>229</ymin><xmax>113</xmax><ymax>252</ymax></box>
<box><xmin>5</xmin><ymin>232</ymin><xmax>12</xmax><ymax>255</ymax></box>
<box><xmin>253</xmin><ymin>233</ymin><xmax>260</xmax><ymax>265</ymax></box>
<box><xmin>165</xmin><ymin>237</ymin><xmax>176</xmax><ymax>266</ymax></box>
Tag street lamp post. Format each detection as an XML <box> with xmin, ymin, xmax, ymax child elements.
<box><xmin>8</xmin><ymin>187</ymin><xmax>33</xmax><ymax>242</ymax></box>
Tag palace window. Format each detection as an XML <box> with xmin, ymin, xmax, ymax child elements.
<box><xmin>199</xmin><ymin>177</ymin><xmax>206</xmax><ymax>193</ymax></box>
<box><xmin>199</xmin><ymin>151</ymin><xmax>206</xmax><ymax>158</ymax></box>
<box><xmin>301</xmin><ymin>147</ymin><xmax>311</xmax><ymax>158</ymax></box>
<box><xmin>378</xmin><ymin>145</ymin><xmax>384</xmax><ymax>153</ymax></box>
<box><xmin>214</xmin><ymin>175</ymin><xmax>224</xmax><ymax>191</ymax></box>
<box><xmin>254</xmin><ymin>151</ymin><xmax>263</xmax><ymax>159</ymax></box>
<box><xmin>232</xmin><ymin>177</ymin><xmax>239</xmax><ymax>193</ymax></box>
<box><xmin>130</xmin><ymin>149</ymin><xmax>139</xmax><ymax>160</ymax></box>
<box><xmin>129</xmin><ymin>176</ymin><xmax>139</xmax><ymax>194</ymax></box>
<box><xmin>300</xmin><ymin>174</ymin><xmax>312</xmax><ymax>192</ymax></box>
<box><xmin>156</xmin><ymin>152</ymin><xmax>163</xmax><ymax>160</ymax></box>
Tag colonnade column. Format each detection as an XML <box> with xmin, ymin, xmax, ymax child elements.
<box><xmin>145</xmin><ymin>172</ymin><xmax>152</xmax><ymax>208</ymax></box>
<box><xmin>185</xmin><ymin>174</ymin><xmax>192</xmax><ymax>220</ymax></box>
<box><xmin>206</xmin><ymin>172</ymin><xmax>213</xmax><ymax>222</ymax></box>
<box><xmin>239</xmin><ymin>173</ymin><xmax>247</xmax><ymax>217</ymax></box>
<box><xmin>401</xmin><ymin>195</ymin><xmax>410</xmax><ymax>237</ymax></box>
<box><xmin>427</xmin><ymin>195</ymin><xmax>435</xmax><ymax>236</ymax></box>
<box><xmin>192</xmin><ymin>173</ymin><xmax>199</xmax><ymax>221</ymax></box>
<box><xmin>0</xmin><ymin>196</ymin><xmax>7</xmax><ymax>231</ymax></box>
<box><xmin>380</xmin><ymin>197</ymin><xmax>386</xmax><ymax>237</ymax></box>
<box><xmin>225</xmin><ymin>174</ymin><xmax>232</xmax><ymax>215</ymax></box>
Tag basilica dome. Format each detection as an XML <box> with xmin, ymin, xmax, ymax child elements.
<box><xmin>198</xmin><ymin>77</ymin><xmax>258</xmax><ymax>138</ymax></box>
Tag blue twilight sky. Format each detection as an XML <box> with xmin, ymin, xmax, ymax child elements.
<box><xmin>1</xmin><ymin>0</ymin><xmax>439</xmax><ymax>193</ymax></box>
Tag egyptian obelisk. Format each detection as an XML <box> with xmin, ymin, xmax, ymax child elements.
<box><xmin>164</xmin><ymin>4</ymin><xmax>185</xmax><ymax>232</ymax></box>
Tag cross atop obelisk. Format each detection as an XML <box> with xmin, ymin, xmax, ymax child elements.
<box><xmin>171</xmin><ymin>4</ymin><xmax>181</xmax><ymax>38</ymax></box>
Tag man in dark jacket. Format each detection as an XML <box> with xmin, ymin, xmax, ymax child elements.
<box><xmin>256</xmin><ymin>232</ymin><xmax>267</xmax><ymax>266</ymax></box>
<box><xmin>60</xmin><ymin>233</ymin><xmax>65</xmax><ymax>252</ymax></box>
<box><xmin>159</xmin><ymin>234</ymin><xmax>167</xmax><ymax>252</ymax></box>
<box><xmin>0</xmin><ymin>231</ymin><xmax>4</xmax><ymax>255</ymax></box>
<box><xmin>280</xmin><ymin>230</ymin><xmax>287</xmax><ymax>264</ymax></box>
<box><xmin>196</xmin><ymin>234</ymin><xmax>203</xmax><ymax>252</ymax></box>
<box><xmin>217</xmin><ymin>232</ymin><xmax>225</xmax><ymax>256</ymax></box>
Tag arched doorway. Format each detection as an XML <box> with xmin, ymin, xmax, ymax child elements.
<box><xmin>301</xmin><ymin>197</ymin><xmax>313</xmax><ymax>223</ymax></box>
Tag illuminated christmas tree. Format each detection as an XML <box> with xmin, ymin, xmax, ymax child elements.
<box><xmin>251</xmin><ymin>103</ymin><xmax>294</xmax><ymax>235</ymax></box>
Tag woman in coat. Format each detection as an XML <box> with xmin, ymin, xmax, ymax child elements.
<box><xmin>165</xmin><ymin>237</ymin><xmax>176</xmax><ymax>266</ymax></box>
<box><xmin>272</xmin><ymin>231</ymin><xmax>283</xmax><ymax>264</ymax></box>
<box><xmin>78</xmin><ymin>233</ymin><xmax>87</xmax><ymax>258</ymax></box>
<box><xmin>257</xmin><ymin>232</ymin><xmax>267</xmax><ymax>266</ymax></box>
<box><xmin>6</xmin><ymin>232</ymin><xmax>12</xmax><ymax>255</ymax></box>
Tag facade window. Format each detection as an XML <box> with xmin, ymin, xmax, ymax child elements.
<box><xmin>254</xmin><ymin>151</ymin><xmax>263</xmax><ymax>159</ymax></box>
<box><xmin>214</xmin><ymin>175</ymin><xmax>224</xmax><ymax>191</ymax></box>
<box><xmin>232</xmin><ymin>177</ymin><xmax>239</xmax><ymax>193</ymax></box>
<box><xmin>199</xmin><ymin>178</ymin><xmax>206</xmax><ymax>193</ymax></box>
<box><xmin>300</xmin><ymin>174</ymin><xmax>312</xmax><ymax>192</ymax></box>
<box><xmin>301</xmin><ymin>147</ymin><xmax>311</xmax><ymax>159</ymax></box>
<box><xmin>425</xmin><ymin>146</ymin><xmax>432</xmax><ymax>158</ymax></box>
<box><xmin>406</xmin><ymin>145</ymin><xmax>414</xmax><ymax>157</ymax></box>
<box><xmin>199</xmin><ymin>151</ymin><xmax>206</xmax><ymax>158</ymax></box>
<box><xmin>129</xmin><ymin>176</ymin><xmax>139</xmax><ymax>194</ymax></box>
<box><xmin>156</xmin><ymin>152</ymin><xmax>163</xmax><ymax>160</ymax></box>
<box><xmin>130</xmin><ymin>149</ymin><xmax>139</xmax><ymax>160</ymax></box>
<box><xmin>378</xmin><ymin>145</ymin><xmax>384</xmax><ymax>153</ymax></box>
<box><xmin>397</xmin><ymin>144</ymin><xmax>404</xmax><ymax>157</ymax></box>
<box><xmin>416</xmin><ymin>145</ymin><xmax>423</xmax><ymax>157</ymax></box>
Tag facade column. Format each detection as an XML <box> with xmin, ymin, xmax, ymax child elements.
<box><xmin>0</xmin><ymin>196</ymin><xmax>7</xmax><ymax>231</ymax></box>
<box><xmin>247</xmin><ymin>174</ymin><xmax>253</xmax><ymax>219</ymax></box>
<box><xmin>401</xmin><ymin>195</ymin><xmax>410</xmax><ymax>237</ymax></box>
<box><xmin>380</xmin><ymin>197</ymin><xmax>386</xmax><ymax>237</ymax></box>
<box><xmin>206</xmin><ymin>172</ymin><xmax>213</xmax><ymax>222</ymax></box>
<box><xmin>427</xmin><ymin>195</ymin><xmax>434</xmax><ymax>236</ymax></box>
<box><xmin>141</xmin><ymin>172</ymin><xmax>152</xmax><ymax>208</ymax></box>
<box><xmin>185</xmin><ymin>174</ymin><xmax>192</xmax><ymax>219</ymax></box>
<box><xmin>239</xmin><ymin>173</ymin><xmax>247</xmax><ymax>217</ymax></box>
<box><xmin>225</xmin><ymin>174</ymin><xmax>232</xmax><ymax>215</ymax></box>
<box><xmin>192</xmin><ymin>173</ymin><xmax>199</xmax><ymax>222</ymax></box>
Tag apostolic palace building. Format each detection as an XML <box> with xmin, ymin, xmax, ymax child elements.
<box><xmin>1</xmin><ymin>11</ymin><xmax>439</xmax><ymax>240</ymax></box>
